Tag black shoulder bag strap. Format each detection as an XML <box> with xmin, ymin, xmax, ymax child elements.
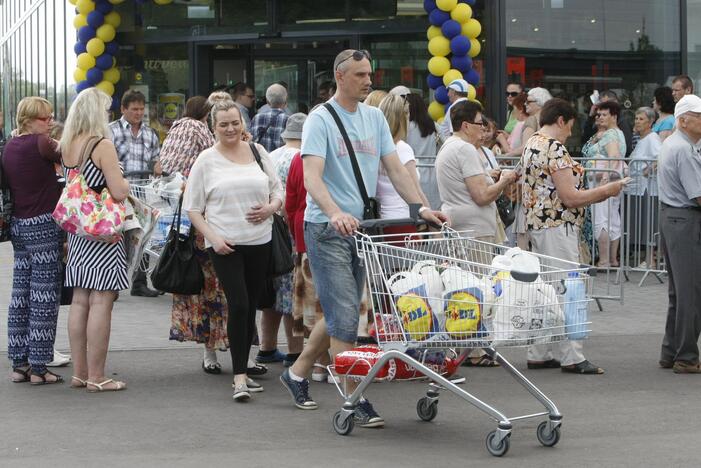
<box><xmin>322</xmin><ymin>102</ymin><xmax>376</xmax><ymax>220</ymax></box>
<box><xmin>248</xmin><ymin>142</ymin><xmax>264</xmax><ymax>172</ymax></box>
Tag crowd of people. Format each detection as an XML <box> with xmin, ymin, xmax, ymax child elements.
<box><xmin>2</xmin><ymin>49</ymin><xmax>700</xmax><ymax>422</ymax></box>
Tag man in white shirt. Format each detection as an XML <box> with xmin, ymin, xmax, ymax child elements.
<box><xmin>438</xmin><ymin>79</ymin><xmax>469</xmax><ymax>140</ymax></box>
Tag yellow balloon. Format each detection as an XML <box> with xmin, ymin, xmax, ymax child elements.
<box><xmin>73</xmin><ymin>68</ymin><xmax>87</xmax><ymax>83</ymax></box>
<box><xmin>96</xmin><ymin>24</ymin><xmax>116</xmax><ymax>43</ymax></box>
<box><xmin>462</xmin><ymin>19</ymin><xmax>482</xmax><ymax>39</ymax></box>
<box><xmin>468</xmin><ymin>38</ymin><xmax>481</xmax><ymax>57</ymax></box>
<box><xmin>442</xmin><ymin>69</ymin><xmax>463</xmax><ymax>87</ymax></box>
<box><xmin>450</xmin><ymin>3</ymin><xmax>472</xmax><ymax>23</ymax></box>
<box><xmin>436</xmin><ymin>0</ymin><xmax>457</xmax><ymax>12</ymax></box>
<box><xmin>104</xmin><ymin>11</ymin><xmax>121</xmax><ymax>29</ymax></box>
<box><xmin>73</xmin><ymin>14</ymin><xmax>88</xmax><ymax>29</ymax></box>
<box><xmin>426</xmin><ymin>25</ymin><xmax>442</xmax><ymax>41</ymax></box>
<box><xmin>104</xmin><ymin>67</ymin><xmax>120</xmax><ymax>84</ymax></box>
<box><xmin>427</xmin><ymin>56</ymin><xmax>450</xmax><ymax>77</ymax></box>
<box><xmin>86</xmin><ymin>38</ymin><xmax>105</xmax><ymax>57</ymax></box>
<box><xmin>76</xmin><ymin>0</ymin><xmax>95</xmax><ymax>15</ymax></box>
<box><xmin>112</xmin><ymin>57</ymin><xmax>117</xmax><ymax>68</ymax></box>
<box><xmin>154</xmin><ymin>0</ymin><xmax>174</xmax><ymax>4</ymax></box>
<box><xmin>428</xmin><ymin>101</ymin><xmax>444</xmax><ymax>121</ymax></box>
<box><xmin>68</xmin><ymin>0</ymin><xmax>77</xmax><ymax>5</ymax></box>
<box><xmin>77</xmin><ymin>53</ymin><xmax>96</xmax><ymax>71</ymax></box>
<box><xmin>96</xmin><ymin>80</ymin><xmax>115</xmax><ymax>96</ymax></box>
<box><xmin>467</xmin><ymin>84</ymin><xmax>477</xmax><ymax>100</ymax></box>
<box><xmin>428</xmin><ymin>36</ymin><xmax>451</xmax><ymax>57</ymax></box>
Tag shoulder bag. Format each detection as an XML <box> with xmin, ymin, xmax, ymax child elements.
<box><xmin>249</xmin><ymin>142</ymin><xmax>294</xmax><ymax>277</ymax></box>
<box><xmin>52</xmin><ymin>137</ymin><xmax>126</xmax><ymax>243</ymax></box>
<box><xmin>482</xmin><ymin>149</ymin><xmax>515</xmax><ymax>228</ymax></box>
<box><xmin>323</xmin><ymin>103</ymin><xmax>380</xmax><ymax>220</ymax></box>
<box><xmin>150</xmin><ymin>194</ymin><xmax>204</xmax><ymax>294</ymax></box>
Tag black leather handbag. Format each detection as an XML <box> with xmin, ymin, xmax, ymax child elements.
<box><xmin>483</xmin><ymin>149</ymin><xmax>515</xmax><ymax>228</ymax></box>
<box><xmin>150</xmin><ymin>196</ymin><xmax>204</xmax><ymax>295</ymax></box>
<box><xmin>249</xmin><ymin>143</ymin><xmax>294</xmax><ymax>277</ymax></box>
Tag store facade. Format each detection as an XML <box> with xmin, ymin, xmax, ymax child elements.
<box><xmin>1</xmin><ymin>0</ymin><xmax>699</xmax><ymax>151</ymax></box>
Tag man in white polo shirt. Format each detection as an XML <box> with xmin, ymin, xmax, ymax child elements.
<box><xmin>438</xmin><ymin>79</ymin><xmax>469</xmax><ymax>140</ymax></box>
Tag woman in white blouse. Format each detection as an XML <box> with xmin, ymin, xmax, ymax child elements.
<box><xmin>184</xmin><ymin>100</ymin><xmax>283</xmax><ymax>402</ymax></box>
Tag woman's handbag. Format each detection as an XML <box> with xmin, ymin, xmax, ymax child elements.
<box><xmin>52</xmin><ymin>137</ymin><xmax>126</xmax><ymax>243</ymax></box>
<box><xmin>248</xmin><ymin>142</ymin><xmax>294</xmax><ymax>277</ymax></box>
<box><xmin>150</xmin><ymin>195</ymin><xmax>204</xmax><ymax>294</ymax></box>
<box><xmin>483</xmin><ymin>149</ymin><xmax>515</xmax><ymax>228</ymax></box>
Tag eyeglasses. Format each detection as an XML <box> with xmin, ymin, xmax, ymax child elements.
<box><xmin>335</xmin><ymin>50</ymin><xmax>371</xmax><ymax>70</ymax></box>
<box><xmin>505</xmin><ymin>91</ymin><xmax>520</xmax><ymax>97</ymax></box>
<box><xmin>35</xmin><ymin>114</ymin><xmax>54</xmax><ymax>122</ymax></box>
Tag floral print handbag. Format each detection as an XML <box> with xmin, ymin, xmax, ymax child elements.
<box><xmin>52</xmin><ymin>137</ymin><xmax>125</xmax><ymax>243</ymax></box>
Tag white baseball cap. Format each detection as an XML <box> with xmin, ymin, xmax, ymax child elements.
<box><xmin>674</xmin><ymin>94</ymin><xmax>701</xmax><ymax>118</ymax></box>
<box><xmin>447</xmin><ymin>79</ymin><xmax>469</xmax><ymax>94</ymax></box>
<box><xmin>389</xmin><ymin>85</ymin><xmax>411</xmax><ymax>96</ymax></box>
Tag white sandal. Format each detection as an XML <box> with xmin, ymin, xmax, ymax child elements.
<box><xmin>71</xmin><ymin>376</ymin><xmax>88</xmax><ymax>388</ymax></box>
<box><xmin>86</xmin><ymin>378</ymin><xmax>127</xmax><ymax>393</ymax></box>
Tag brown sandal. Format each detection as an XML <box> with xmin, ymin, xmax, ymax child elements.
<box><xmin>29</xmin><ymin>369</ymin><xmax>64</xmax><ymax>385</ymax></box>
<box><xmin>11</xmin><ymin>366</ymin><xmax>31</xmax><ymax>383</ymax></box>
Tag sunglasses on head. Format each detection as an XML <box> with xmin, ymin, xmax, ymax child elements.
<box><xmin>335</xmin><ymin>50</ymin><xmax>371</xmax><ymax>70</ymax></box>
<box><xmin>505</xmin><ymin>91</ymin><xmax>520</xmax><ymax>97</ymax></box>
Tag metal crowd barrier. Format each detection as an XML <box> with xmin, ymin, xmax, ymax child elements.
<box><xmin>413</xmin><ymin>154</ymin><xmax>666</xmax><ymax>309</ymax></box>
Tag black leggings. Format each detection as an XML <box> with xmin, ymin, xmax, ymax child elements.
<box><xmin>208</xmin><ymin>242</ymin><xmax>271</xmax><ymax>375</ymax></box>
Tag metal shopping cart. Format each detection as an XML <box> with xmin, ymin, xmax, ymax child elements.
<box><xmin>328</xmin><ymin>220</ymin><xmax>593</xmax><ymax>457</ymax></box>
<box><xmin>128</xmin><ymin>177</ymin><xmax>186</xmax><ymax>272</ymax></box>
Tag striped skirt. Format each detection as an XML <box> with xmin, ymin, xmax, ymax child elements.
<box><xmin>65</xmin><ymin>233</ymin><xmax>129</xmax><ymax>291</ymax></box>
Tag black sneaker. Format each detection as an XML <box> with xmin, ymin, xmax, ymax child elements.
<box><xmin>280</xmin><ymin>369</ymin><xmax>318</xmax><ymax>410</ymax></box>
<box><xmin>354</xmin><ymin>399</ymin><xmax>385</xmax><ymax>428</ymax></box>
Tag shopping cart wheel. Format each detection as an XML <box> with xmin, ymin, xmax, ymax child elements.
<box><xmin>332</xmin><ymin>411</ymin><xmax>355</xmax><ymax>436</ymax></box>
<box><xmin>485</xmin><ymin>430</ymin><xmax>510</xmax><ymax>457</ymax></box>
<box><xmin>416</xmin><ymin>397</ymin><xmax>438</xmax><ymax>422</ymax></box>
<box><xmin>536</xmin><ymin>421</ymin><xmax>561</xmax><ymax>447</ymax></box>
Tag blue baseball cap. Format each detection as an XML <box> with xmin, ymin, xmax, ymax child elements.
<box><xmin>448</xmin><ymin>79</ymin><xmax>469</xmax><ymax>93</ymax></box>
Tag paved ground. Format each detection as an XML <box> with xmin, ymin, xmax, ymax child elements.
<box><xmin>0</xmin><ymin>243</ymin><xmax>698</xmax><ymax>467</ymax></box>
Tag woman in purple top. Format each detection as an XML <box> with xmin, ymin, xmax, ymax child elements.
<box><xmin>3</xmin><ymin>97</ymin><xmax>64</xmax><ymax>385</ymax></box>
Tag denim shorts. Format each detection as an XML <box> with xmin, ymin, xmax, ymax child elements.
<box><xmin>304</xmin><ymin>221</ymin><xmax>365</xmax><ymax>343</ymax></box>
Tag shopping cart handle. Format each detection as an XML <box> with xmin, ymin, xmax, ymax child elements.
<box><xmin>358</xmin><ymin>217</ymin><xmax>420</xmax><ymax>231</ymax></box>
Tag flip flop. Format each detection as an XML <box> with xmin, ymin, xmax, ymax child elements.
<box><xmin>462</xmin><ymin>355</ymin><xmax>500</xmax><ymax>367</ymax></box>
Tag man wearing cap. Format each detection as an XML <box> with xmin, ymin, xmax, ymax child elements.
<box><xmin>438</xmin><ymin>79</ymin><xmax>469</xmax><ymax>140</ymax></box>
<box><xmin>389</xmin><ymin>85</ymin><xmax>411</xmax><ymax>97</ymax></box>
<box><xmin>279</xmin><ymin>49</ymin><xmax>447</xmax><ymax>426</ymax></box>
<box><xmin>657</xmin><ymin>94</ymin><xmax>701</xmax><ymax>374</ymax></box>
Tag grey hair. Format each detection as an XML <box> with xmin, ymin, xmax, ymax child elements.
<box><xmin>635</xmin><ymin>106</ymin><xmax>657</xmax><ymax>124</ymax></box>
<box><xmin>266</xmin><ymin>84</ymin><xmax>287</xmax><ymax>108</ymax></box>
<box><xmin>527</xmin><ymin>87</ymin><xmax>553</xmax><ymax>107</ymax></box>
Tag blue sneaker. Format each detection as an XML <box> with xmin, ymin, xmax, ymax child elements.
<box><xmin>354</xmin><ymin>399</ymin><xmax>385</xmax><ymax>428</ymax></box>
<box><xmin>256</xmin><ymin>349</ymin><xmax>286</xmax><ymax>364</ymax></box>
<box><xmin>280</xmin><ymin>369</ymin><xmax>318</xmax><ymax>410</ymax></box>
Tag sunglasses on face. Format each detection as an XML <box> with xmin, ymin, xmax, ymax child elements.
<box><xmin>505</xmin><ymin>91</ymin><xmax>520</xmax><ymax>97</ymax></box>
<box><xmin>335</xmin><ymin>49</ymin><xmax>372</xmax><ymax>70</ymax></box>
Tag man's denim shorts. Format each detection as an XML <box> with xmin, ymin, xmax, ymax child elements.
<box><xmin>304</xmin><ymin>221</ymin><xmax>365</xmax><ymax>343</ymax></box>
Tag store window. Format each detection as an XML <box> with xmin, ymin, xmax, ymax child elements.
<box><xmin>687</xmin><ymin>0</ymin><xmax>701</xmax><ymax>96</ymax></box>
<box><xmin>506</xmin><ymin>0</ymin><xmax>681</xmax><ymax>153</ymax></box>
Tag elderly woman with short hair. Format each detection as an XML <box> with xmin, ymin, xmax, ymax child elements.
<box><xmin>627</xmin><ymin>107</ymin><xmax>662</xmax><ymax>268</ymax></box>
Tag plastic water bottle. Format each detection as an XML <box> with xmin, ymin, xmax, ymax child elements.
<box><xmin>563</xmin><ymin>272</ymin><xmax>588</xmax><ymax>340</ymax></box>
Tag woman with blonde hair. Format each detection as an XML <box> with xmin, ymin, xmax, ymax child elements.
<box><xmin>364</xmin><ymin>90</ymin><xmax>388</xmax><ymax>108</ymax></box>
<box><xmin>60</xmin><ymin>87</ymin><xmax>130</xmax><ymax>392</ymax></box>
<box><xmin>4</xmin><ymin>96</ymin><xmax>64</xmax><ymax>384</ymax></box>
<box><xmin>375</xmin><ymin>94</ymin><xmax>431</xmax><ymax>226</ymax></box>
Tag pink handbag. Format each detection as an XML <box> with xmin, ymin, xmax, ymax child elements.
<box><xmin>52</xmin><ymin>136</ymin><xmax>126</xmax><ymax>243</ymax></box>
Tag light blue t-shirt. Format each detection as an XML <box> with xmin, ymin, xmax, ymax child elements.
<box><xmin>652</xmin><ymin>115</ymin><xmax>675</xmax><ymax>134</ymax></box>
<box><xmin>301</xmin><ymin>98</ymin><xmax>396</xmax><ymax>223</ymax></box>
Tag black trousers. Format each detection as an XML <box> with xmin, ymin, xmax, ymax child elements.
<box><xmin>209</xmin><ymin>242</ymin><xmax>271</xmax><ymax>375</ymax></box>
<box><xmin>659</xmin><ymin>204</ymin><xmax>701</xmax><ymax>364</ymax></box>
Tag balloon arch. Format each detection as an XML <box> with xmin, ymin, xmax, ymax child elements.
<box><xmin>69</xmin><ymin>0</ymin><xmax>173</xmax><ymax>109</ymax></box>
<box><xmin>70</xmin><ymin>0</ymin><xmax>481</xmax><ymax>117</ymax></box>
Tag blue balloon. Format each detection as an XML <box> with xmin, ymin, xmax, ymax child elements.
<box><xmin>86</xmin><ymin>68</ymin><xmax>104</xmax><ymax>86</ymax></box>
<box><xmin>74</xmin><ymin>41</ymin><xmax>87</xmax><ymax>55</ymax></box>
<box><xmin>435</xmin><ymin>86</ymin><xmax>449</xmax><ymax>105</ymax></box>
<box><xmin>451</xmin><ymin>55</ymin><xmax>473</xmax><ymax>73</ymax></box>
<box><xmin>77</xmin><ymin>26</ymin><xmax>96</xmax><ymax>43</ymax></box>
<box><xmin>428</xmin><ymin>9</ymin><xmax>450</xmax><ymax>26</ymax></box>
<box><xmin>427</xmin><ymin>74</ymin><xmax>443</xmax><ymax>90</ymax></box>
<box><xmin>450</xmin><ymin>35</ymin><xmax>471</xmax><ymax>56</ymax></box>
<box><xmin>441</xmin><ymin>20</ymin><xmax>462</xmax><ymax>39</ymax></box>
<box><xmin>111</xmin><ymin>96</ymin><xmax>120</xmax><ymax>111</ymax></box>
<box><xmin>75</xmin><ymin>80</ymin><xmax>91</xmax><ymax>93</ymax></box>
<box><xmin>95</xmin><ymin>0</ymin><xmax>114</xmax><ymax>15</ymax></box>
<box><xmin>104</xmin><ymin>41</ymin><xmax>119</xmax><ymax>56</ymax></box>
<box><xmin>95</xmin><ymin>53</ymin><xmax>114</xmax><ymax>71</ymax></box>
<box><xmin>423</xmin><ymin>0</ymin><xmax>437</xmax><ymax>13</ymax></box>
<box><xmin>465</xmin><ymin>68</ymin><xmax>480</xmax><ymax>86</ymax></box>
<box><xmin>87</xmin><ymin>11</ymin><xmax>105</xmax><ymax>29</ymax></box>
<box><xmin>459</xmin><ymin>0</ymin><xmax>476</xmax><ymax>5</ymax></box>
